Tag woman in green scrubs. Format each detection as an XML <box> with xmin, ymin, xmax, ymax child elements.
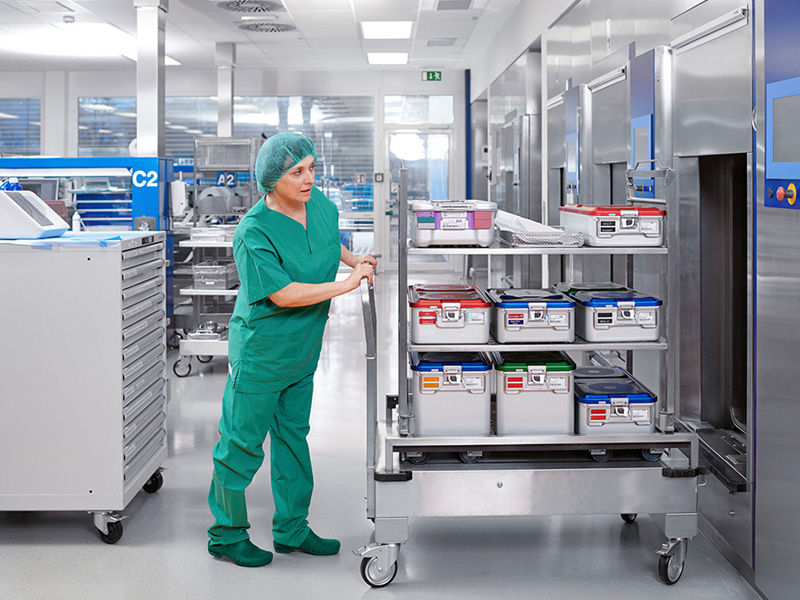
<box><xmin>208</xmin><ymin>132</ymin><xmax>376</xmax><ymax>567</ymax></box>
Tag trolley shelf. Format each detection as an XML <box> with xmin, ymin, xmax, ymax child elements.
<box><xmin>178</xmin><ymin>338</ymin><xmax>229</xmax><ymax>356</ymax></box>
<box><xmin>407</xmin><ymin>240</ymin><xmax>668</xmax><ymax>255</ymax></box>
<box><xmin>408</xmin><ymin>337</ymin><xmax>668</xmax><ymax>353</ymax></box>
<box><xmin>179</xmin><ymin>287</ymin><xmax>239</xmax><ymax>296</ymax></box>
<box><xmin>178</xmin><ymin>240</ymin><xmax>233</xmax><ymax>248</ymax></box>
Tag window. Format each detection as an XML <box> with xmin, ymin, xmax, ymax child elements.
<box><xmin>0</xmin><ymin>98</ymin><xmax>41</xmax><ymax>156</ymax></box>
<box><xmin>234</xmin><ymin>96</ymin><xmax>374</xmax><ymax>209</ymax></box>
<box><xmin>78</xmin><ymin>97</ymin><xmax>217</xmax><ymax>157</ymax></box>
<box><xmin>384</xmin><ymin>95</ymin><xmax>454</xmax><ymax>124</ymax></box>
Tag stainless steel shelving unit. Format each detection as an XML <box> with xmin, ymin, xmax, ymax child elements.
<box><xmin>355</xmin><ymin>167</ymin><xmax>701</xmax><ymax>588</ymax></box>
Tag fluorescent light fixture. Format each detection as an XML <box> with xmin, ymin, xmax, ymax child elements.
<box><xmin>241</xmin><ymin>15</ymin><xmax>280</xmax><ymax>21</ymax></box>
<box><xmin>168</xmin><ymin>124</ymin><xmax>189</xmax><ymax>130</ymax></box>
<box><xmin>98</xmin><ymin>128</ymin><xmax>112</xmax><ymax>133</ymax></box>
<box><xmin>78</xmin><ymin>125</ymin><xmax>89</xmax><ymax>130</ymax></box>
<box><xmin>367</xmin><ymin>52</ymin><xmax>408</xmax><ymax>65</ymax></box>
<box><xmin>113</xmin><ymin>132</ymin><xmax>125</xmax><ymax>137</ymax></box>
<box><xmin>186</xmin><ymin>129</ymin><xmax>203</xmax><ymax>134</ymax></box>
<box><xmin>121</xmin><ymin>51</ymin><xmax>181</xmax><ymax>66</ymax></box>
<box><xmin>0</xmin><ymin>112</ymin><xmax>20</xmax><ymax>120</ymax></box>
<box><xmin>83</xmin><ymin>103</ymin><xmax>117</xmax><ymax>112</ymax></box>
<box><xmin>361</xmin><ymin>21</ymin><xmax>413</xmax><ymax>39</ymax></box>
<box><xmin>588</xmin><ymin>66</ymin><xmax>626</xmax><ymax>93</ymax></box>
<box><xmin>116</xmin><ymin>111</ymin><xmax>137</xmax><ymax>118</ymax></box>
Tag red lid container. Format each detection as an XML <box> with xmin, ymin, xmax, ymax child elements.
<box><xmin>559</xmin><ymin>204</ymin><xmax>665</xmax><ymax>216</ymax></box>
<box><xmin>408</xmin><ymin>284</ymin><xmax>490</xmax><ymax>308</ymax></box>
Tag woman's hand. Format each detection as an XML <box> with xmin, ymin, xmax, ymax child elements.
<box><xmin>356</xmin><ymin>253</ymin><xmax>378</xmax><ymax>271</ymax></box>
<box><xmin>346</xmin><ymin>261</ymin><xmax>374</xmax><ymax>289</ymax></box>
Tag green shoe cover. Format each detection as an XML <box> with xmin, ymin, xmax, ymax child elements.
<box><xmin>208</xmin><ymin>539</ymin><xmax>273</xmax><ymax>567</ymax></box>
<box><xmin>274</xmin><ymin>529</ymin><xmax>341</xmax><ymax>556</ymax></box>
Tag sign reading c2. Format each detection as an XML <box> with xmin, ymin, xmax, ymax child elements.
<box><xmin>132</xmin><ymin>170</ymin><xmax>159</xmax><ymax>188</ymax></box>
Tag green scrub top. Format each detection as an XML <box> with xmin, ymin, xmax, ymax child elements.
<box><xmin>228</xmin><ymin>186</ymin><xmax>340</xmax><ymax>393</ymax></box>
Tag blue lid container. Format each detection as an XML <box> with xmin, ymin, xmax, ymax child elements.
<box><xmin>575</xmin><ymin>377</ymin><xmax>657</xmax><ymax>404</ymax></box>
<box><xmin>487</xmin><ymin>288</ymin><xmax>575</xmax><ymax>309</ymax></box>
<box><xmin>572</xmin><ymin>290</ymin><xmax>662</xmax><ymax>308</ymax></box>
<box><xmin>410</xmin><ymin>352</ymin><xmax>491</xmax><ymax>372</ymax></box>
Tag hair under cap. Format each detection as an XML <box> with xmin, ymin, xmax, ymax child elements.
<box><xmin>255</xmin><ymin>132</ymin><xmax>317</xmax><ymax>194</ymax></box>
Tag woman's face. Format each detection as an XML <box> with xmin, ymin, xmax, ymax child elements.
<box><xmin>272</xmin><ymin>154</ymin><xmax>315</xmax><ymax>204</ymax></box>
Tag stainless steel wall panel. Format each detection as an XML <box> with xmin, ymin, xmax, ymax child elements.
<box><xmin>670</xmin><ymin>0</ymin><xmax>749</xmax><ymax>38</ymax></box>
<box><xmin>673</xmin><ymin>25</ymin><xmax>752</xmax><ymax>156</ymax></box>
<box><xmin>670</xmin><ymin>0</ymin><xmax>709</xmax><ymax>19</ymax></box>
<box><xmin>634</xmin><ymin>2</ymin><xmax>671</xmax><ymax>57</ymax></box>
<box><xmin>548</xmin><ymin>102</ymin><xmax>565</xmax><ymax>168</ymax></box>
<box><xmin>567</xmin><ymin>0</ymin><xmax>593</xmax><ymax>86</ymax></box>
<box><xmin>546</xmin><ymin>22</ymin><xmax>572</xmax><ymax>95</ymax></box>
<box><xmin>591</xmin><ymin>78</ymin><xmax>629</xmax><ymax>165</ymax></box>
<box><xmin>698</xmin><ymin>465</ymin><xmax>754</xmax><ymax>567</ymax></box>
<box><xmin>592</xmin><ymin>0</ymin><xmax>635</xmax><ymax>64</ymax></box>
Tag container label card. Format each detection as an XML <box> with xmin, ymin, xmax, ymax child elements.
<box><xmin>636</xmin><ymin>310</ymin><xmax>656</xmax><ymax>326</ymax></box>
<box><xmin>548</xmin><ymin>313</ymin><xmax>568</xmax><ymax>326</ymax></box>
<box><xmin>640</xmin><ymin>219</ymin><xmax>660</xmax><ymax>234</ymax></box>
<box><xmin>467</xmin><ymin>312</ymin><xmax>485</xmax><ymax>324</ymax></box>
<box><xmin>464</xmin><ymin>375</ymin><xmax>484</xmax><ymax>391</ymax></box>
<box><xmin>549</xmin><ymin>376</ymin><xmax>568</xmax><ymax>391</ymax></box>
<box><xmin>441</xmin><ymin>217</ymin><xmax>468</xmax><ymax>230</ymax></box>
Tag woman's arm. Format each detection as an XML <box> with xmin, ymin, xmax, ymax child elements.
<box><xmin>269</xmin><ymin>262</ymin><xmax>374</xmax><ymax>307</ymax></box>
<box><xmin>341</xmin><ymin>244</ymin><xmax>378</xmax><ymax>269</ymax></box>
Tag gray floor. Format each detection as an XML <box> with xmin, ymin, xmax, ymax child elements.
<box><xmin>0</xmin><ymin>273</ymin><xmax>761</xmax><ymax>600</ymax></box>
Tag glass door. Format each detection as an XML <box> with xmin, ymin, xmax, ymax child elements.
<box><xmin>384</xmin><ymin>130</ymin><xmax>454</xmax><ymax>269</ymax></box>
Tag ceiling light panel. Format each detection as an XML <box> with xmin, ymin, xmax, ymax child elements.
<box><xmin>360</xmin><ymin>21</ymin><xmax>413</xmax><ymax>39</ymax></box>
<box><xmin>436</xmin><ymin>0</ymin><xmax>472</xmax><ymax>9</ymax></box>
<box><xmin>426</xmin><ymin>38</ymin><xmax>457</xmax><ymax>46</ymax></box>
<box><xmin>367</xmin><ymin>52</ymin><xmax>408</xmax><ymax>65</ymax></box>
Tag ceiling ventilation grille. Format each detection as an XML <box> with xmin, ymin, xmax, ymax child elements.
<box><xmin>427</xmin><ymin>38</ymin><xmax>457</xmax><ymax>47</ymax></box>
<box><xmin>436</xmin><ymin>0</ymin><xmax>472</xmax><ymax>10</ymax></box>
<box><xmin>218</xmin><ymin>1</ymin><xmax>285</xmax><ymax>13</ymax></box>
<box><xmin>238</xmin><ymin>22</ymin><xmax>296</xmax><ymax>33</ymax></box>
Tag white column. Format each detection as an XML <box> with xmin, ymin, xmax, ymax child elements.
<box><xmin>216</xmin><ymin>42</ymin><xmax>236</xmax><ymax>137</ymax></box>
<box><xmin>134</xmin><ymin>0</ymin><xmax>167</xmax><ymax>156</ymax></box>
<box><xmin>43</xmin><ymin>71</ymin><xmax>68</xmax><ymax>156</ymax></box>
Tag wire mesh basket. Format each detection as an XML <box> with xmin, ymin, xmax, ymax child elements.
<box><xmin>499</xmin><ymin>229</ymin><xmax>585</xmax><ymax>247</ymax></box>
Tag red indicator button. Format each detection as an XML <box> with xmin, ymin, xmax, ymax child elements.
<box><xmin>777</xmin><ymin>187</ymin><xmax>786</xmax><ymax>201</ymax></box>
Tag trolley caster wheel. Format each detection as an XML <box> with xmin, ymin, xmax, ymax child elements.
<box><xmin>658</xmin><ymin>552</ymin><xmax>685</xmax><ymax>585</ymax></box>
<box><xmin>402</xmin><ymin>452</ymin><xmax>429</xmax><ymax>465</ymax></box>
<box><xmin>591</xmin><ymin>450</ymin><xmax>613</xmax><ymax>463</ymax></box>
<box><xmin>642</xmin><ymin>451</ymin><xmax>663</xmax><ymax>462</ymax></box>
<box><xmin>621</xmin><ymin>513</ymin><xmax>638</xmax><ymax>524</ymax></box>
<box><xmin>100</xmin><ymin>521</ymin><xmax>123</xmax><ymax>545</ymax></box>
<box><xmin>167</xmin><ymin>330</ymin><xmax>183</xmax><ymax>349</ymax></box>
<box><xmin>360</xmin><ymin>556</ymin><xmax>398</xmax><ymax>588</ymax></box>
<box><xmin>142</xmin><ymin>471</ymin><xmax>164</xmax><ymax>494</ymax></box>
<box><xmin>197</xmin><ymin>355</ymin><xmax>212</xmax><ymax>364</ymax></box>
<box><xmin>173</xmin><ymin>358</ymin><xmax>191</xmax><ymax>377</ymax></box>
<box><xmin>458</xmin><ymin>452</ymin><xmax>481</xmax><ymax>464</ymax></box>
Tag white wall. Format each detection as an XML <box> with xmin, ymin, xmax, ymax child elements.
<box><xmin>465</xmin><ymin>0</ymin><xmax>576</xmax><ymax>102</ymax></box>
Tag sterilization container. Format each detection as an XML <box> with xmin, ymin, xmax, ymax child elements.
<box><xmin>494</xmin><ymin>352</ymin><xmax>576</xmax><ymax>435</ymax></box>
<box><xmin>409</xmin><ymin>284</ymin><xmax>491</xmax><ymax>344</ymax></box>
<box><xmin>410</xmin><ymin>199</ymin><xmax>497</xmax><ymax>247</ymax></box>
<box><xmin>559</xmin><ymin>205</ymin><xmax>665</xmax><ymax>247</ymax></box>
<box><xmin>575</xmin><ymin>370</ymin><xmax>657</xmax><ymax>434</ymax></box>
<box><xmin>192</xmin><ymin>261</ymin><xmax>239</xmax><ymax>290</ymax></box>
<box><xmin>488</xmin><ymin>289</ymin><xmax>576</xmax><ymax>343</ymax></box>
<box><xmin>410</xmin><ymin>352</ymin><xmax>491</xmax><ymax>436</ymax></box>
<box><xmin>571</xmin><ymin>289</ymin><xmax>662</xmax><ymax>342</ymax></box>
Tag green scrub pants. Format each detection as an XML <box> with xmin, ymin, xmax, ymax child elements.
<box><xmin>208</xmin><ymin>373</ymin><xmax>314</xmax><ymax>547</ymax></box>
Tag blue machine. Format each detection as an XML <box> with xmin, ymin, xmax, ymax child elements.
<box><xmin>629</xmin><ymin>50</ymin><xmax>656</xmax><ymax>200</ymax></box>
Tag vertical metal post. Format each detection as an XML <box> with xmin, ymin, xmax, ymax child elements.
<box><xmin>361</xmin><ymin>283</ymin><xmax>378</xmax><ymax>518</ymax></box>
<box><xmin>216</xmin><ymin>42</ymin><xmax>236</xmax><ymax>138</ymax></box>
<box><xmin>134</xmin><ymin>0</ymin><xmax>167</xmax><ymax>157</ymax></box>
<box><xmin>397</xmin><ymin>166</ymin><xmax>410</xmax><ymax>440</ymax></box>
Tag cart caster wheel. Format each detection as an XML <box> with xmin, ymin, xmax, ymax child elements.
<box><xmin>360</xmin><ymin>556</ymin><xmax>398</xmax><ymax>588</ymax></box>
<box><xmin>621</xmin><ymin>513</ymin><xmax>638</xmax><ymax>524</ymax></box>
<box><xmin>591</xmin><ymin>450</ymin><xmax>613</xmax><ymax>463</ymax></box>
<box><xmin>167</xmin><ymin>331</ymin><xmax>183</xmax><ymax>349</ymax></box>
<box><xmin>642</xmin><ymin>451</ymin><xmax>663</xmax><ymax>462</ymax></box>
<box><xmin>142</xmin><ymin>471</ymin><xmax>164</xmax><ymax>494</ymax></box>
<box><xmin>458</xmin><ymin>452</ymin><xmax>481</xmax><ymax>464</ymax></box>
<box><xmin>658</xmin><ymin>552</ymin><xmax>685</xmax><ymax>585</ymax></box>
<box><xmin>173</xmin><ymin>359</ymin><xmax>191</xmax><ymax>377</ymax></box>
<box><xmin>197</xmin><ymin>355</ymin><xmax>212</xmax><ymax>364</ymax></box>
<box><xmin>402</xmin><ymin>452</ymin><xmax>429</xmax><ymax>465</ymax></box>
<box><xmin>100</xmin><ymin>521</ymin><xmax>123</xmax><ymax>545</ymax></box>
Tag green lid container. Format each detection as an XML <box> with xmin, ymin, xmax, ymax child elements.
<box><xmin>495</xmin><ymin>351</ymin><xmax>576</xmax><ymax>372</ymax></box>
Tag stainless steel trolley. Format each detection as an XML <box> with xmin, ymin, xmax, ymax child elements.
<box><xmin>355</xmin><ymin>168</ymin><xmax>703</xmax><ymax>588</ymax></box>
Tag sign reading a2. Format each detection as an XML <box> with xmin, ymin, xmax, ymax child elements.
<box><xmin>132</xmin><ymin>169</ymin><xmax>159</xmax><ymax>188</ymax></box>
<box><xmin>217</xmin><ymin>172</ymin><xmax>236</xmax><ymax>187</ymax></box>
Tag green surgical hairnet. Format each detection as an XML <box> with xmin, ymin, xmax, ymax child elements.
<box><xmin>255</xmin><ymin>132</ymin><xmax>317</xmax><ymax>194</ymax></box>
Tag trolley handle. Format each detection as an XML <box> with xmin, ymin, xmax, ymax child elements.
<box><xmin>360</xmin><ymin>280</ymin><xmax>377</xmax><ymax>357</ymax></box>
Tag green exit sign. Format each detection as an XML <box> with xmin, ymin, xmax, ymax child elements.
<box><xmin>422</xmin><ymin>70</ymin><xmax>443</xmax><ymax>82</ymax></box>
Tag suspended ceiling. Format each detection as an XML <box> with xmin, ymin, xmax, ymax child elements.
<box><xmin>0</xmin><ymin>0</ymin><xmax>524</xmax><ymax>71</ymax></box>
